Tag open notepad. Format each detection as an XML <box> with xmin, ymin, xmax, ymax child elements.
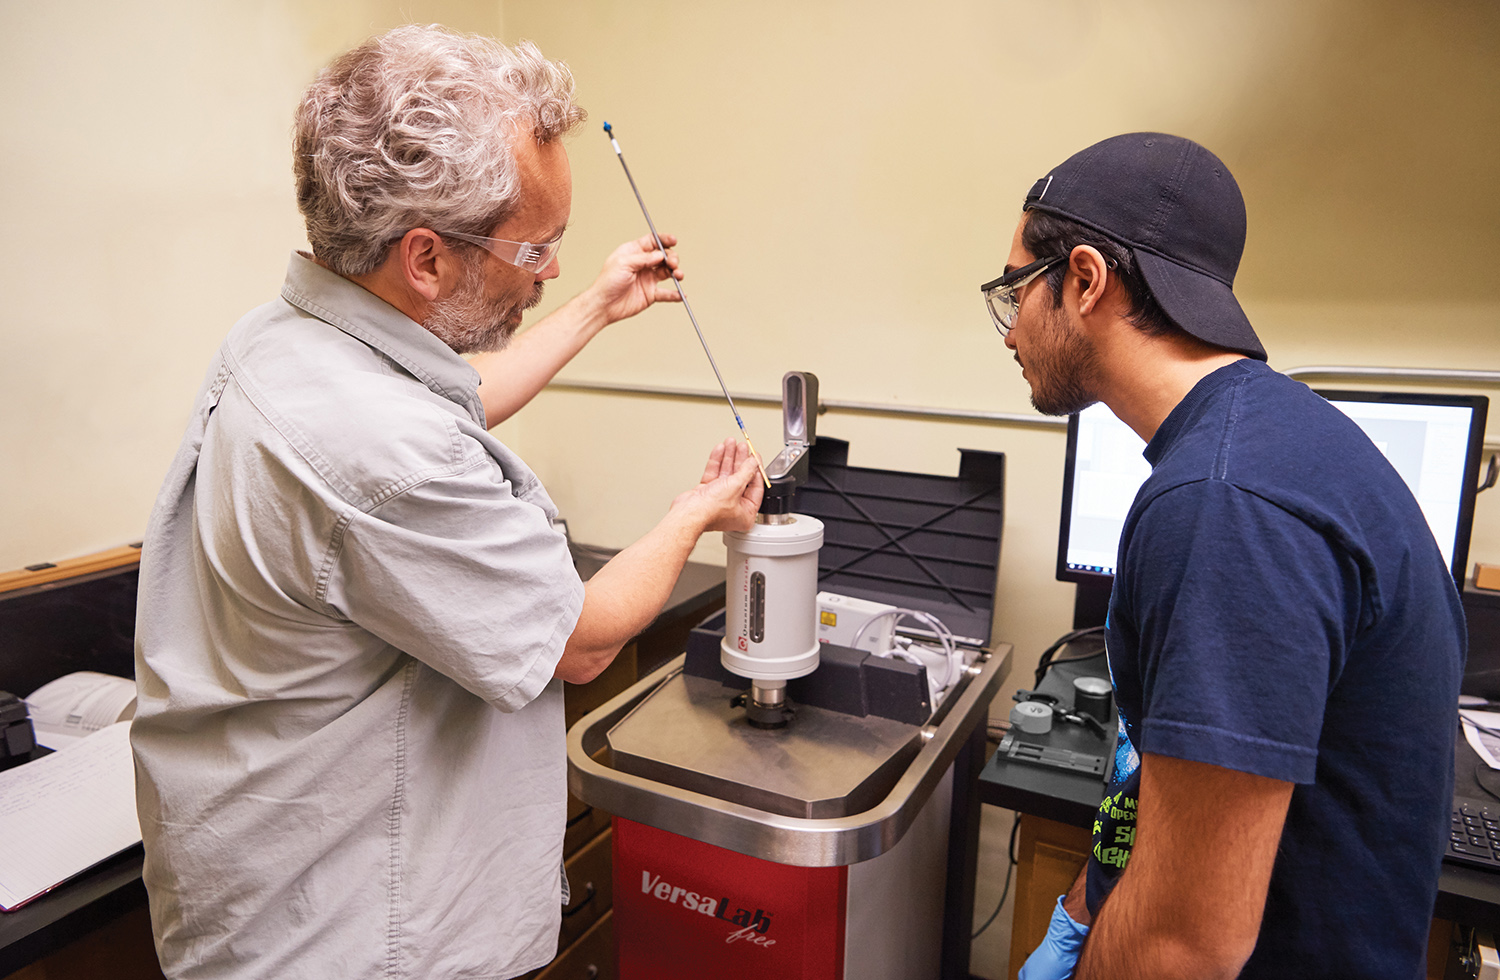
<box><xmin>0</xmin><ymin>717</ymin><xmax>141</xmax><ymax>912</ymax></box>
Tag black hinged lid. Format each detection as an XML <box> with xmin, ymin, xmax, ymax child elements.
<box><xmin>793</xmin><ymin>437</ymin><xmax>1005</xmax><ymax>647</ymax></box>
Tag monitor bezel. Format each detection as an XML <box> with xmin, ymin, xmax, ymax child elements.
<box><xmin>1312</xmin><ymin>388</ymin><xmax>1489</xmax><ymax>585</ymax></box>
<box><xmin>1056</xmin><ymin>389</ymin><xmax>1490</xmax><ymax>592</ymax></box>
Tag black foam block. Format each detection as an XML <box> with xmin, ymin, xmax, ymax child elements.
<box><xmin>864</xmin><ymin>656</ymin><xmax>931</xmax><ymax>725</ymax></box>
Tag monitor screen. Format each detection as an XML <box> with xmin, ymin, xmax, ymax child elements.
<box><xmin>1314</xmin><ymin>390</ymin><xmax>1488</xmax><ymax>584</ymax></box>
<box><xmin>1056</xmin><ymin>390</ymin><xmax>1489</xmax><ymax>589</ymax></box>
<box><xmin>1056</xmin><ymin>403</ymin><xmax>1147</xmax><ymax>583</ymax></box>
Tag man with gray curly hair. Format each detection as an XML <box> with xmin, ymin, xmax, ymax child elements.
<box><xmin>131</xmin><ymin>25</ymin><xmax>762</xmax><ymax>980</ymax></box>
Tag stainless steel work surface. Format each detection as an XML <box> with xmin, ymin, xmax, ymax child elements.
<box><xmin>607</xmin><ymin>673</ymin><xmax>921</xmax><ymax>819</ymax></box>
<box><xmin>569</xmin><ymin>644</ymin><xmax>1011</xmax><ymax>866</ymax></box>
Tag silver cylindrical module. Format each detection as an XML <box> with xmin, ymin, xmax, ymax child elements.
<box><xmin>1072</xmin><ymin>676</ymin><xmax>1113</xmax><ymax>723</ymax></box>
<box><xmin>721</xmin><ymin>515</ymin><xmax>824</xmax><ymax>682</ymax></box>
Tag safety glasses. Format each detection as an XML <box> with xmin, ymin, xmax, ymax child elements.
<box><xmin>440</xmin><ymin>229</ymin><xmax>565</xmax><ymax>273</ymax></box>
<box><xmin>979</xmin><ymin>255</ymin><xmax>1067</xmax><ymax>336</ymax></box>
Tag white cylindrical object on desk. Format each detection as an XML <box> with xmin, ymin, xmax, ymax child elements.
<box><xmin>1010</xmin><ymin>701</ymin><xmax>1054</xmax><ymax>734</ymax></box>
<box><xmin>721</xmin><ymin>516</ymin><xmax>824</xmax><ymax>681</ymax></box>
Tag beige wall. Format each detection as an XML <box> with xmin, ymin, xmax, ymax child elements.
<box><xmin>0</xmin><ymin>0</ymin><xmax>505</xmax><ymax>570</ymax></box>
<box><xmin>2</xmin><ymin>0</ymin><xmax>1497</xmax><ymax>688</ymax></box>
<box><xmin>502</xmin><ymin>0</ymin><xmax>1500</xmax><ymax>682</ymax></box>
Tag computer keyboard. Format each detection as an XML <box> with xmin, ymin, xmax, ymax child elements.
<box><xmin>1448</xmin><ymin>798</ymin><xmax>1500</xmax><ymax>871</ymax></box>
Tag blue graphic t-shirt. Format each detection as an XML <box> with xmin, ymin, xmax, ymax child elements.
<box><xmin>1083</xmin><ymin>360</ymin><xmax>1465</xmax><ymax>979</ymax></box>
<box><xmin>1089</xmin><ymin>709</ymin><xmax>1141</xmax><ymax>885</ymax></box>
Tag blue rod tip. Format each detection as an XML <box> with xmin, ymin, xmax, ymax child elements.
<box><xmin>602</xmin><ymin>121</ymin><xmax>612</xmax><ymax>134</ymax></box>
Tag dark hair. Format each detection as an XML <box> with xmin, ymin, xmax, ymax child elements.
<box><xmin>1021</xmin><ymin>210</ymin><xmax>1179</xmax><ymax>337</ymax></box>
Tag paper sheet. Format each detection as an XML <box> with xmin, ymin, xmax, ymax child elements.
<box><xmin>26</xmin><ymin>672</ymin><xmax>137</xmax><ymax>750</ymax></box>
<box><xmin>0</xmin><ymin>721</ymin><xmax>140</xmax><ymax>911</ymax></box>
<box><xmin>1461</xmin><ymin>709</ymin><xmax>1500</xmax><ymax>770</ymax></box>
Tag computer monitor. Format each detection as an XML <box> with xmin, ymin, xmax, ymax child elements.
<box><xmin>1055</xmin><ymin>403</ymin><xmax>1147</xmax><ymax>626</ymax></box>
<box><xmin>1056</xmin><ymin>390</ymin><xmax>1489</xmax><ymax>627</ymax></box>
<box><xmin>1313</xmin><ymin>390</ymin><xmax>1488</xmax><ymax>584</ymax></box>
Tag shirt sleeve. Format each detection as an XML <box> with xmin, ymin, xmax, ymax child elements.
<box><xmin>1114</xmin><ymin>479</ymin><xmax>1361</xmax><ymax>784</ymax></box>
<box><xmin>324</xmin><ymin>449</ymin><xmax>585</xmax><ymax>713</ymax></box>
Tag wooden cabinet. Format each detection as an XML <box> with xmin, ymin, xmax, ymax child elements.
<box><xmin>560</xmin><ymin>829</ymin><xmax>613</xmax><ymax>951</ymax></box>
<box><xmin>0</xmin><ymin>549</ymin><xmax>162</xmax><ymax>980</ymax></box>
<box><xmin>1006</xmin><ymin>815</ymin><xmax>1089</xmax><ymax>980</ymax></box>
<box><xmin>534</xmin><ymin>911</ymin><xmax>615</xmax><ymax>980</ymax></box>
<box><xmin>1</xmin><ymin>905</ymin><xmax>163</xmax><ymax>980</ymax></box>
<box><xmin>0</xmin><ymin>546</ymin><xmax>722</xmax><ymax>980</ymax></box>
<box><xmin>520</xmin><ymin>572</ymin><xmax>724</xmax><ymax>978</ymax></box>
<box><xmin>1006</xmin><ymin>814</ymin><xmax>1462</xmax><ymax>980</ymax></box>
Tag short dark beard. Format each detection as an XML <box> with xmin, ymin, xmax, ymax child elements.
<box><xmin>1023</xmin><ymin>298</ymin><xmax>1101</xmax><ymax>417</ymax></box>
<box><xmin>424</xmin><ymin>257</ymin><xmax>545</xmax><ymax>355</ymax></box>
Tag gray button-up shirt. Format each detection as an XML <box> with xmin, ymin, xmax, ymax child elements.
<box><xmin>132</xmin><ymin>253</ymin><xmax>586</xmax><ymax>980</ymax></box>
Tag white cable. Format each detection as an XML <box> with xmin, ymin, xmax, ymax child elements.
<box><xmin>851</xmin><ymin>608</ymin><xmax>961</xmax><ymax>689</ymax></box>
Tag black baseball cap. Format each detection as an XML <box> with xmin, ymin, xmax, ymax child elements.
<box><xmin>1023</xmin><ymin>133</ymin><xmax>1266</xmax><ymax>361</ymax></box>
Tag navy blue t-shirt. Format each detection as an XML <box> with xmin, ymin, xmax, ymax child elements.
<box><xmin>1086</xmin><ymin>359</ymin><xmax>1465</xmax><ymax>979</ymax></box>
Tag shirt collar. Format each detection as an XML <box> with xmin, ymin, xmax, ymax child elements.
<box><xmin>1143</xmin><ymin>357</ymin><xmax>1266</xmax><ymax>466</ymax></box>
<box><xmin>279</xmin><ymin>251</ymin><xmax>486</xmax><ymax>425</ymax></box>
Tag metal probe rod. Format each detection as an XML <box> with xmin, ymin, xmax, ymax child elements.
<box><xmin>602</xmin><ymin>121</ymin><xmax>771</xmax><ymax>488</ymax></box>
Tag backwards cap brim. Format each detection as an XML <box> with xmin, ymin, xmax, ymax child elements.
<box><xmin>1135</xmin><ymin>250</ymin><xmax>1267</xmax><ymax>362</ymax></box>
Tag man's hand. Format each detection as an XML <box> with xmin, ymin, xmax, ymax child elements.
<box><xmin>669</xmin><ymin>439</ymin><xmax>764</xmax><ymax>534</ymax></box>
<box><xmin>553</xmin><ymin>439</ymin><xmax>762</xmax><ymax>684</ymax></box>
<box><xmin>1019</xmin><ymin>895</ymin><xmax>1091</xmax><ymax>980</ymax></box>
<box><xmin>584</xmin><ymin>232</ymin><xmax>684</xmax><ymax>326</ymax></box>
<box><xmin>470</xmin><ymin>233</ymin><xmax>684</xmax><ymax>426</ymax></box>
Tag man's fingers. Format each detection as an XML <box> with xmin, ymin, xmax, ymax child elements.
<box><xmin>709</xmin><ymin>440</ymin><xmax>749</xmax><ymax>484</ymax></box>
<box><xmin>700</xmin><ymin>440</ymin><xmax>728</xmax><ymax>484</ymax></box>
<box><xmin>620</xmin><ymin>246</ymin><xmax>682</xmax><ymax>277</ymax></box>
<box><xmin>717</xmin><ymin>439</ymin><xmax>742</xmax><ymax>480</ymax></box>
<box><xmin>740</xmin><ymin>458</ymin><xmax>766</xmax><ymax>509</ymax></box>
<box><xmin>619</xmin><ymin>247</ymin><xmax>664</xmax><ymax>271</ymax></box>
<box><xmin>634</xmin><ymin>232</ymin><xmax>677</xmax><ymax>253</ymax></box>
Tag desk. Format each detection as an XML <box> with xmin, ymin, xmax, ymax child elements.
<box><xmin>976</xmin><ymin>638</ymin><xmax>1500</xmax><ymax>979</ymax></box>
<box><xmin>975</xmin><ymin>639</ymin><xmax>1111</xmax><ymax>979</ymax></box>
<box><xmin>978</xmin><ymin>643</ymin><xmax>1112</xmax><ymax>828</ymax></box>
<box><xmin>1440</xmin><ymin>734</ymin><xmax>1500</xmax><ymax>926</ymax></box>
<box><xmin>0</xmin><ymin>545</ymin><xmax>725</xmax><ymax>980</ymax></box>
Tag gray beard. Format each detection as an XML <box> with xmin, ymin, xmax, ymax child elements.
<box><xmin>425</xmin><ymin>259</ymin><xmax>544</xmax><ymax>355</ymax></box>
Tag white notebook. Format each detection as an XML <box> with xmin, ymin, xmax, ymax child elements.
<box><xmin>0</xmin><ymin>720</ymin><xmax>140</xmax><ymax>912</ymax></box>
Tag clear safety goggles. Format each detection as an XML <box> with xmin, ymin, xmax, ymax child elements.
<box><xmin>441</xmin><ymin>229</ymin><xmax>565</xmax><ymax>273</ymax></box>
<box><xmin>979</xmin><ymin>255</ymin><xmax>1067</xmax><ymax>336</ymax></box>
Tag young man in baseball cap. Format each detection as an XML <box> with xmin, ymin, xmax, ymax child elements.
<box><xmin>989</xmin><ymin>134</ymin><xmax>1464</xmax><ymax>979</ymax></box>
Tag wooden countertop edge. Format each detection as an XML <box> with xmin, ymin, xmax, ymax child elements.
<box><xmin>0</xmin><ymin>546</ymin><xmax>143</xmax><ymax>595</ymax></box>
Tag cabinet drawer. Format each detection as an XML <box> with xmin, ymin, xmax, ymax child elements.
<box><xmin>564</xmin><ymin>790</ymin><xmax>610</xmax><ymax>857</ymax></box>
<box><xmin>537</xmin><ymin>910</ymin><xmax>614</xmax><ymax>980</ymax></box>
<box><xmin>560</xmin><ymin>828</ymin><xmax>613</xmax><ymax>949</ymax></box>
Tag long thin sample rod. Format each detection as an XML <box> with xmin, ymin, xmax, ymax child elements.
<box><xmin>602</xmin><ymin>121</ymin><xmax>771</xmax><ymax>488</ymax></box>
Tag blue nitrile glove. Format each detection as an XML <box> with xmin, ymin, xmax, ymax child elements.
<box><xmin>1018</xmin><ymin>895</ymin><xmax>1090</xmax><ymax>980</ymax></box>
